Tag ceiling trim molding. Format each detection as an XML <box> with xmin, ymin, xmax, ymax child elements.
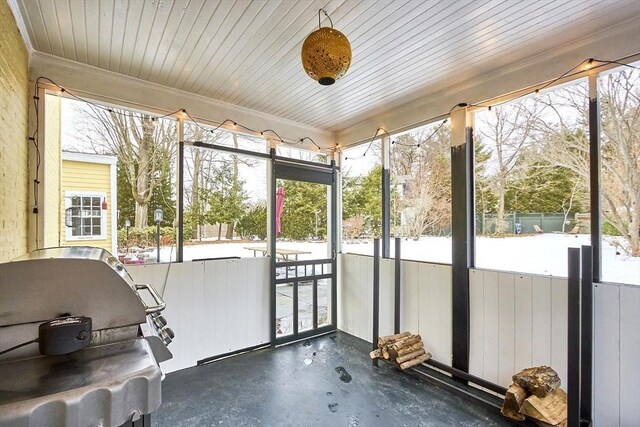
<box><xmin>29</xmin><ymin>51</ymin><xmax>335</xmax><ymax>149</ymax></box>
<box><xmin>6</xmin><ymin>0</ymin><xmax>33</xmax><ymax>55</ymax></box>
<box><xmin>336</xmin><ymin>16</ymin><xmax>640</xmax><ymax>146</ymax></box>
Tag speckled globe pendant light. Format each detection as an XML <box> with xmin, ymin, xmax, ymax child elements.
<box><xmin>301</xmin><ymin>9</ymin><xmax>352</xmax><ymax>85</ymax></box>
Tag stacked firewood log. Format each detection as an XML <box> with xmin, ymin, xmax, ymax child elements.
<box><xmin>369</xmin><ymin>332</ymin><xmax>431</xmax><ymax>369</ymax></box>
<box><xmin>501</xmin><ymin>366</ymin><xmax>567</xmax><ymax>427</ymax></box>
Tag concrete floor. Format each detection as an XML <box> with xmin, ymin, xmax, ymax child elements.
<box><xmin>155</xmin><ymin>331</ymin><xmax>515</xmax><ymax>426</ymax></box>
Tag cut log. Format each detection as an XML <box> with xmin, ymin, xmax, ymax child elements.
<box><xmin>378</xmin><ymin>332</ymin><xmax>410</xmax><ymax>344</ymax></box>
<box><xmin>397</xmin><ymin>342</ymin><xmax>424</xmax><ymax>357</ymax></box>
<box><xmin>396</xmin><ymin>348</ymin><xmax>426</xmax><ymax>364</ymax></box>
<box><xmin>391</xmin><ymin>335</ymin><xmax>421</xmax><ymax>351</ymax></box>
<box><xmin>500</xmin><ymin>383</ymin><xmax>527</xmax><ymax>421</ymax></box>
<box><xmin>513</xmin><ymin>366</ymin><xmax>561</xmax><ymax>398</ymax></box>
<box><xmin>399</xmin><ymin>352</ymin><xmax>431</xmax><ymax>370</ymax></box>
<box><xmin>520</xmin><ymin>388</ymin><xmax>567</xmax><ymax>426</ymax></box>
<box><xmin>382</xmin><ymin>348</ymin><xmax>390</xmax><ymax>359</ymax></box>
<box><xmin>370</xmin><ymin>349</ymin><xmax>381</xmax><ymax>359</ymax></box>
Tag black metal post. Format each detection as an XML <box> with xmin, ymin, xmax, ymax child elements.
<box><xmin>381</xmin><ymin>167</ymin><xmax>391</xmax><ymax>258</ymax></box>
<box><xmin>156</xmin><ymin>221</ymin><xmax>160</xmax><ymax>263</ymax></box>
<box><xmin>177</xmin><ymin>140</ymin><xmax>184</xmax><ymax>262</ymax></box>
<box><xmin>466</xmin><ymin>127</ymin><xmax>476</xmax><ymax>269</ymax></box>
<box><xmin>313</xmin><ymin>279</ymin><xmax>318</xmax><ymax>330</ymax></box>
<box><xmin>580</xmin><ymin>246</ymin><xmax>593</xmax><ymax>424</ymax></box>
<box><xmin>373</xmin><ymin>238</ymin><xmax>380</xmax><ymax>367</ymax></box>
<box><xmin>330</xmin><ymin>160</ymin><xmax>338</xmax><ymax>329</ymax></box>
<box><xmin>394</xmin><ymin>237</ymin><xmax>401</xmax><ymax>334</ymax></box>
<box><xmin>270</xmin><ymin>148</ymin><xmax>277</xmax><ymax>346</ymax></box>
<box><xmin>450</xmin><ymin>124</ymin><xmax>474</xmax><ymax>378</ymax></box>
<box><xmin>293</xmin><ymin>281</ymin><xmax>299</xmax><ymax>335</ymax></box>
<box><xmin>588</xmin><ymin>77</ymin><xmax>602</xmax><ymax>283</ymax></box>
<box><xmin>567</xmin><ymin>247</ymin><xmax>581</xmax><ymax>427</ymax></box>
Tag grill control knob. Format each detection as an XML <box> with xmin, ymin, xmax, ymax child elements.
<box><xmin>153</xmin><ymin>316</ymin><xmax>167</xmax><ymax>329</ymax></box>
<box><xmin>159</xmin><ymin>327</ymin><xmax>175</xmax><ymax>345</ymax></box>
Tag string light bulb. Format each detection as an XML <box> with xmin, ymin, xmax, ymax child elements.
<box><xmin>584</xmin><ymin>58</ymin><xmax>594</xmax><ymax>70</ymax></box>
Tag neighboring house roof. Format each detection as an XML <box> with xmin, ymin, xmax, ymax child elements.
<box><xmin>62</xmin><ymin>151</ymin><xmax>116</xmax><ymax>165</ymax></box>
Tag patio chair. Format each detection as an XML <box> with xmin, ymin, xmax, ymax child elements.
<box><xmin>533</xmin><ymin>224</ymin><xmax>544</xmax><ymax>234</ymax></box>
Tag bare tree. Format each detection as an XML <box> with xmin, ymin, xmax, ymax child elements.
<box><xmin>476</xmin><ymin>100</ymin><xmax>539</xmax><ymax>234</ymax></box>
<box><xmin>600</xmin><ymin>69</ymin><xmax>640</xmax><ymax>256</ymax></box>
<box><xmin>533</xmin><ymin>71</ymin><xmax>639</xmax><ymax>255</ymax></box>
<box><xmin>391</xmin><ymin>125</ymin><xmax>451</xmax><ymax>239</ymax></box>
<box><xmin>75</xmin><ymin>105</ymin><xmax>176</xmax><ymax>228</ymax></box>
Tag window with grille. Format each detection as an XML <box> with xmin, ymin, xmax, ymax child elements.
<box><xmin>65</xmin><ymin>193</ymin><xmax>106</xmax><ymax>240</ymax></box>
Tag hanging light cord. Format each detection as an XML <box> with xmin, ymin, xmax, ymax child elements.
<box><xmin>344</xmin><ymin>103</ymin><xmax>465</xmax><ymax>159</ymax></box>
<box><xmin>471</xmin><ymin>57</ymin><xmax>638</xmax><ymax>110</ymax></box>
<box><xmin>319</xmin><ymin>9</ymin><xmax>333</xmax><ymax>29</ymax></box>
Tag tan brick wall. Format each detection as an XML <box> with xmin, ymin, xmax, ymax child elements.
<box><xmin>0</xmin><ymin>0</ymin><xmax>29</xmax><ymax>262</ymax></box>
<box><xmin>44</xmin><ymin>95</ymin><xmax>61</xmax><ymax>247</ymax></box>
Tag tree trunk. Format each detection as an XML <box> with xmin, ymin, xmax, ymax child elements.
<box><xmin>131</xmin><ymin>115</ymin><xmax>157</xmax><ymax>229</ymax></box>
<box><xmin>630</xmin><ymin>202</ymin><xmax>640</xmax><ymax>256</ymax></box>
<box><xmin>192</xmin><ymin>150</ymin><xmax>202</xmax><ymax>240</ymax></box>
<box><xmin>135</xmin><ymin>203</ymin><xmax>148</xmax><ymax>229</ymax></box>
<box><xmin>226</xmin><ymin>222</ymin><xmax>235</xmax><ymax>240</ymax></box>
<box><xmin>496</xmin><ymin>186</ymin><xmax>506</xmax><ymax>234</ymax></box>
<box><xmin>226</xmin><ymin>134</ymin><xmax>240</xmax><ymax>240</ymax></box>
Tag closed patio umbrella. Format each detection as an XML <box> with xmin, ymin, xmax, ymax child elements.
<box><xmin>276</xmin><ymin>187</ymin><xmax>285</xmax><ymax>235</ymax></box>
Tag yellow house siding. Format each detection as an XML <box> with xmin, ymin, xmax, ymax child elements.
<box><xmin>0</xmin><ymin>0</ymin><xmax>29</xmax><ymax>262</ymax></box>
<box><xmin>44</xmin><ymin>95</ymin><xmax>62</xmax><ymax>247</ymax></box>
<box><xmin>60</xmin><ymin>159</ymin><xmax>113</xmax><ymax>252</ymax></box>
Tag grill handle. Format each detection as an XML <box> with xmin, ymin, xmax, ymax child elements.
<box><xmin>134</xmin><ymin>284</ymin><xmax>166</xmax><ymax>314</ymax></box>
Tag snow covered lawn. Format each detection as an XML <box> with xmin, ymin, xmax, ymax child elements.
<box><xmin>154</xmin><ymin>233</ymin><xmax>638</xmax><ymax>285</ymax></box>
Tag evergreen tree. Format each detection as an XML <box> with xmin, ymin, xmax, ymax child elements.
<box><xmin>279</xmin><ymin>180</ymin><xmax>327</xmax><ymax>240</ymax></box>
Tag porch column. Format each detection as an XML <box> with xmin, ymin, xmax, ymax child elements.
<box><xmin>450</xmin><ymin>107</ymin><xmax>475</xmax><ymax>377</ymax></box>
<box><xmin>331</xmin><ymin>150</ymin><xmax>342</xmax><ymax>255</ymax></box>
<box><xmin>268</xmin><ymin>144</ymin><xmax>277</xmax><ymax>346</ymax></box>
<box><xmin>588</xmin><ymin>75</ymin><xmax>601</xmax><ymax>283</ymax></box>
<box><xmin>176</xmin><ymin>117</ymin><xmax>184</xmax><ymax>262</ymax></box>
<box><xmin>381</xmin><ymin>135</ymin><xmax>391</xmax><ymax>258</ymax></box>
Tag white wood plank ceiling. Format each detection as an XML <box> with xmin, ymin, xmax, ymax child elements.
<box><xmin>14</xmin><ymin>0</ymin><xmax>640</xmax><ymax>133</ymax></box>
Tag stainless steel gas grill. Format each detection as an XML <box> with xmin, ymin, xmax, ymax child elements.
<box><xmin>0</xmin><ymin>246</ymin><xmax>173</xmax><ymax>427</ymax></box>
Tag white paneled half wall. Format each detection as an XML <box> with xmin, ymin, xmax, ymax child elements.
<box><xmin>125</xmin><ymin>253</ymin><xmax>638</xmax><ymax>424</ymax></box>
<box><xmin>339</xmin><ymin>254</ymin><xmax>639</xmax><ymax>427</ymax></box>
<box><xmin>127</xmin><ymin>257</ymin><xmax>270</xmax><ymax>373</ymax></box>
<box><xmin>468</xmin><ymin>269</ymin><xmax>569</xmax><ymax>389</ymax></box>
<box><xmin>338</xmin><ymin>254</ymin><xmax>452</xmax><ymax>364</ymax></box>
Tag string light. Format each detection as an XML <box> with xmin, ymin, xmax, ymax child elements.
<box><xmin>31</xmin><ymin>76</ymin><xmax>330</xmax><ymax>154</ymax></box>
<box><xmin>300</xmin><ymin>136</ymin><xmax>322</xmax><ymax>150</ymax></box>
<box><xmin>472</xmin><ymin>57</ymin><xmax>638</xmax><ymax>112</ymax></box>
<box><xmin>32</xmin><ymin>55</ymin><xmax>636</xmax><ymax>163</ymax></box>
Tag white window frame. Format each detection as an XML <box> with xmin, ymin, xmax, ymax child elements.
<box><xmin>64</xmin><ymin>191</ymin><xmax>108</xmax><ymax>241</ymax></box>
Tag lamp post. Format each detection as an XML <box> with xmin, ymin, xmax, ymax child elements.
<box><xmin>124</xmin><ymin>219</ymin><xmax>131</xmax><ymax>254</ymax></box>
<box><xmin>154</xmin><ymin>208</ymin><xmax>163</xmax><ymax>263</ymax></box>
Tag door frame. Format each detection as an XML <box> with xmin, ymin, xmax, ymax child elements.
<box><xmin>269</xmin><ymin>149</ymin><xmax>338</xmax><ymax>346</ymax></box>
